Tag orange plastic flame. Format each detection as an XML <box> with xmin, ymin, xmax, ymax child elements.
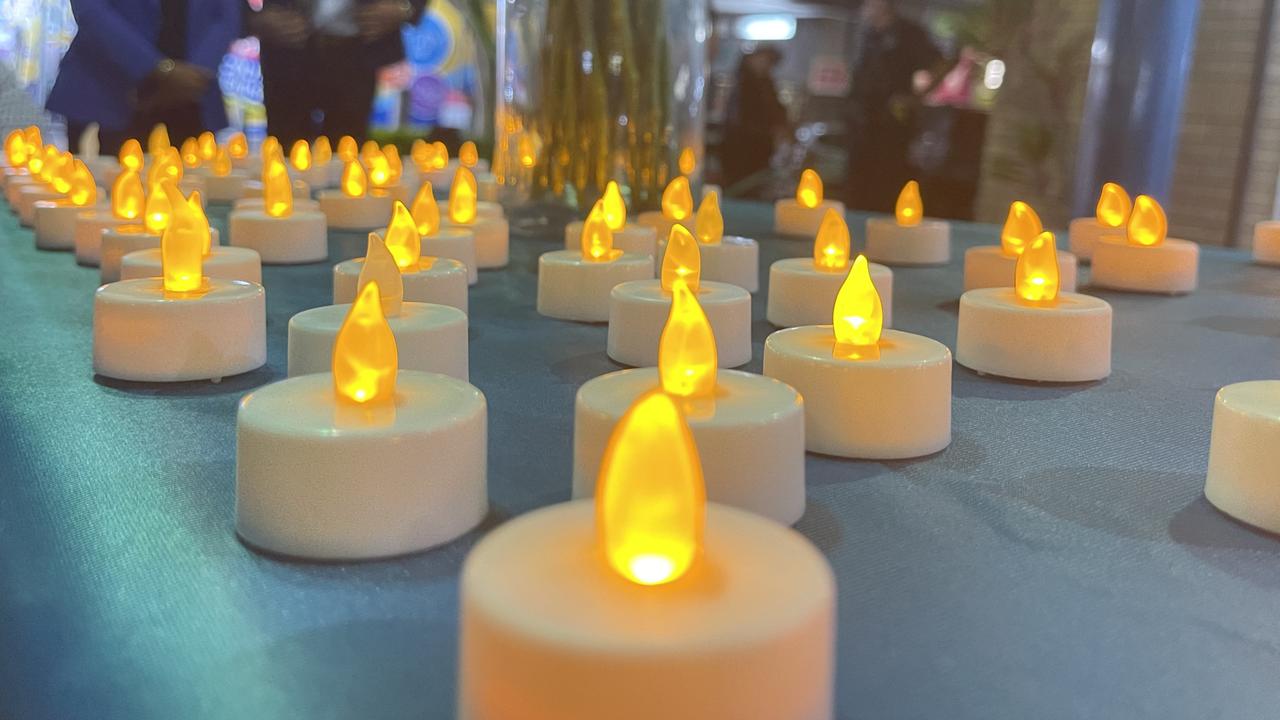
<box><xmin>385</xmin><ymin>201</ymin><xmax>421</xmax><ymax>270</ymax></box>
<box><xmin>694</xmin><ymin>191</ymin><xmax>723</xmax><ymax>244</ymax></box>
<box><xmin>459</xmin><ymin>140</ymin><xmax>478</xmax><ymax>168</ymax></box>
<box><xmin>661</xmin><ymin>176</ymin><xmax>693</xmax><ymax>221</ymax></box>
<box><xmin>1096</xmin><ymin>182</ymin><xmax>1132</xmax><ymax>228</ymax></box>
<box><xmin>23</xmin><ymin>125</ymin><xmax>41</xmax><ymax>150</ymax></box>
<box><xmin>595</xmin><ymin>390</ymin><xmax>705</xmax><ymax>586</ymax></box>
<box><xmin>180</xmin><ymin>137</ymin><xmax>200</xmax><ymax>168</ymax></box>
<box><xmin>449</xmin><ymin>166</ymin><xmax>478</xmax><ymax>224</ymax></box>
<box><xmin>147</xmin><ymin>123</ymin><xmax>170</xmax><ymax>157</ymax></box>
<box><xmin>119</xmin><ymin>138</ymin><xmax>144</xmax><ymax>171</ymax></box>
<box><xmin>581</xmin><ymin>200</ymin><xmax>621</xmax><ymax>262</ymax></box>
<box><xmin>333</xmin><ymin>281</ymin><xmax>399</xmax><ymax>405</ymax></box>
<box><xmin>411</xmin><ymin>182</ymin><xmax>440</xmax><ymax>235</ymax></box>
<box><xmin>358</xmin><ymin>233</ymin><xmax>404</xmax><ymax>317</ymax></box>
<box><xmin>813</xmin><ymin>208</ymin><xmax>850</xmax><ymax>270</ymax></box>
<box><xmin>1015</xmin><ymin>231</ymin><xmax>1060</xmax><ymax>303</ymax></box>
<box><xmin>111</xmin><ymin>168</ymin><xmax>144</xmax><ymax>220</ymax></box>
<box><xmin>383</xmin><ymin>144</ymin><xmax>403</xmax><ymax>183</ymax></box>
<box><xmin>1127</xmin><ymin>195</ymin><xmax>1167</xmax><ymax>247</ymax></box>
<box><xmin>367</xmin><ymin>152</ymin><xmax>392</xmax><ymax>188</ymax></box>
<box><xmin>4</xmin><ymin>129</ymin><xmax>27</xmax><ymax>166</ymax></box>
<box><xmin>678</xmin><ymin>147</ymin><xmax>697</xmax><ymax>176</ymax></box>
<box><xmin>160</xmin><ymin>182</ymin><xmax>204</xmax><ymax>293</ymax></box>
<box><xmin>833</xmin><ymin>255</ymin><xmax>884</xmax><ymax>348</ymax></box>
<box><xmin>1000</xmin><ymin>201</ymin><xmax>1043</xmax><ymax>256</ymax></box>
<box><xmin>188</xmin><ymin>191</ymin><xmax>213</xmax><ymax>256</ymax></box>
<box><xmin>410</xmin><ymin>138</ymin><xmax>430</xmax><ymax>171</ymax></box>
<box><xmin>67</xmin><ymin>159</ymin><xmax>97</xmax><ymax>206</ymax></box>
<box><xmin>796</xmin><ymin>168</ymin><xmax>823</xmax><ymax>208</ymax></box>
<box><xmin>212</xmin><ymin>146</ymin><xmax>232</xmax><ymax>177</ymax></box>
<box><xmin>263</xmin><ymin>155</ymin><xmax>293</xmax><ymax>218</ymax></box>
<box><xmin>601</xmin><ymin>180</ymin><xmax>627</xmax><ymax>231</ymax></box>
<box><xmin>290</xmin><ymin>140</ymin><xmax>312</xmax><ymax>171</ymax></box>
<box><xmin>147</xmin><ymin>146</ymin><xmax>183</xmax><ymax>189</ymax></box>
<box><xmin>337</xmin><ymin>135</ymin><xmax>358</xmax><ymax>163</ymax></box>
<box><xmin>25</xmin><ymin>143</ymin><xmax>45</xmax><ymax>176</ymax></box>
<box><xmin>313</xmin><ymin>136</ymin><xmax>332</xmax><ymax>165</ymax></box>
<box><xmin>36</xmin><ymin>145</ymin><xmax>57</xmax><ymax>182</ymax></box>
<box><xmin>341</xmin><ymin>160</ymin><xmax>368</xmax><ymax>198</ymax></box>
<box><xmin>144</xmin><ymin>179</ymin><xmax>173</xmax><ymax>235</ymax></box>
<box><xmin>227</xmin><ymin>132</ymin><xmax>248</xmax><ymax>159</ymax></box>
<box><xmin>661</xmin><ymin>225</ymin><xmax>701</xmax><ymax>293</ymax></box>
<box><xmin>197</xmin><ymin>131</ymin><xmax>217</xmax><ymax>162</ymax></box>
<box><xmin>431</xmin><ymin>141</ymin><xmax>449</xmax><ymax>170</ymax></box>
<box><xmin>896</xmin><ymin>180</ymin><xmax>923</xmax><ymax>227</ymax></box>
<box><xmin>49</xmin><ymin>151</ymin><xmax>74</xmax><ymax>194</ymax></box>
<box><xmin>659</xmin><ymin>279</ymin><xmax>717</xmax><ymax>398</ymax></box>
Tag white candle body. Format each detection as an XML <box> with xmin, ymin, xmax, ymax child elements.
<box><xmin>573</xmin><ymin>368</ymin><xmax>806</xmax><ymax>524</ymax></box>
<box><xmin>864</xmin><ymin>217</ymin><xmax>951</xmax><ymax>266</ymax></box>
<box><xmin>239</xmin><ymin>177</ymin><xmax>310</xmax><ymax>200</ymax></box>
<box><xmin>74</xmin><ymin>211</ymin><xmax>131</xmax><ymax>266</ymax></box>
<box><xmin>443</xmin><ymin>217</ymin><xmax>509</xmax><ymax>269</ymax></box>
<box><xmin>34</xmin><ymin>201</ymin><xmax>101</xmax><ymax>251</ymax></box>
<box><xmin>773</xmin><ymin>199</ymin><xmax>846</xmax><ymax>238</ymax></box>
<box><xmin>288</xmin><ymin>302</ymin><xmax>468</xmax><ymax>380</ymax></box>
<box><xmin>16</xmin><ymin>184</ymin><xmax>60</xmax><ymax>226</ymax></box>
<box><xmin>93</xmin><ymin>278</ymin><xmax>266</xmax><ymax>382</ymax></box>
<box><xmin>458</xmin><ymin>501</ymin><xmax>835</xmax><ymax>720</ymax></box>
<box><xmin>177</xmin><ymin>175</ymin><xmax>205</xmax><ymax>199</ymax></box>
<box><xmin>697</xmin><ymin>236</ymin><xmax>760</xmax><ymax>292</ymax></box>
<box><xmin>764</xmin><ymin>327</ymin><xmax>952</xmax><ymax>459</ymax></box>
<box><xmin>962</xmin><ymin>246</ymin><xmax>1079</xmax><ymax>292</ymax></box>
<box><xmin>537</xmin><ymin>251</ymin><xmax>654</xmax><ymax>322</ymax></box>
<box><xmin>956</xmin><ymin>288</ymin><xmax>1112</xmax><ymax>382</ymax></box>
<box><xmin>1090</xmin><ymin>237</ymin><xmax>1199</xmax><ymax>294</ymax></box>
<box><xmin>121</xmin><ymin>246</ymin><xmax>261</xmax><ymax>284</ymax></box>
<box><xmin>236</xmin><ymin>371</ymin><xmax>488</xmax><ymax>560</ymax></box>
<box><xmin>633</xmin><ymin>210</ymin><xmax>694</xmax><ymax>240</ymax></box>
<box><xmin>1067</xmin><ymin>217</ymin><xmax>1123</xmax><ymax>262</ymax></box>
<box><xmin>231</xmin><ymin>152</ymin><xmax>258</xmax><ymax>171</ymax></box>
<box><xmin>316</xmin><ymin>190</ymin><xmax>395</xmax><ymax>230</ymax></box>
<box><xmin>563</xmin><ymin>221</ymin><xmax>657</xmax><ymax>260</ymax></box>
<box><xmin>1205</xmin><ymin>381</ymin><xmax>1280</xmax><ymax>534</ymax></box>
<box><xmin>295</xmin><ymin>164</ymin><xmax>330</xmax><ymax>189</ymax></box>
<box><xmin>607</xmin><ymin>279</ymin><xmax>752</xmax><ymax>368</ymax></box>
<box><xmin>1252</xmin><ymin>221</ymin><xmax>1280</xmax><ymax>266</ymax></box>
<box><xmin>476</xmin><ymin>200</ymin><xmax>504</xmax><ymax>220</ymax></box>
<box><xmin>332</xmin><ymin>257</ymin><xmax>469</xmax><ymax>314</ymax></box>
<box><xmin>477</xmin><ymin>174</ymin><xmax>499</xmax><ymax>202</ymax></box>
<box><xmin>203</xmin><ymin>173</ymin><xmax>249</xmax><ymax>203</ymax></box>
<box><xmin>228</xmin><ymin>209</ymin><xmax>328</xmax><ymax>264</ymax></box>
<box><xmin>766</xmin><ymin>257</ymin><xmax>894</xmax><ymax>328</ymax></box>
<box><xmin>232</xmin><ymin>196</ymin><xmax>320</xmax><ymax>213</ymax></box>
<box><xmin>85</xmin><ymin>156</ymin><xmax>120</xmax><ymax>186</ymax></box>
<box><xmin>101</xmin><ymin>227</ymin><xmax>221</xmax><ymax>283</ymax></box>
<box><xmin>3</xmin><ymin>173</ymin><xmax>35</xmax><ymax>204</ymax></box>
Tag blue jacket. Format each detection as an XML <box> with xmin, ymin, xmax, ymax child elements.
<box><xmin>46</xmin><ymin>0</ymin><xmax>243</xmax><ymax>131</ymax></box>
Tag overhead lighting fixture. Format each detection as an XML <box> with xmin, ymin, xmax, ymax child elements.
<box><xmin>734</xmin><ymin>14</ymin><xmax>796</xmax><ymax>41</ymax></box>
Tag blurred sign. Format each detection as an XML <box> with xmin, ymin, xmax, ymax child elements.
<box><xmin>807</xmin><ymin>55</ymin><xmax>849</xmax><ymax>97</ymax></box>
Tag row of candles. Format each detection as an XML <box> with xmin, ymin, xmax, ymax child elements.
<box><xmin>5</xmin><ymin>121</ymin><xmax>1280</xmax><ymax>719</ymax></box>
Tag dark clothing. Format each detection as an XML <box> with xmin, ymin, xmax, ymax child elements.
<box><xmin>721</xmin><ymin>65</ymin><xmax>788</xmax><ymax>191</ymax></box>
<box><xmin>846</xmin><ymin>17</ymin><xmax>942</xmax><ymax>212</ymax></box>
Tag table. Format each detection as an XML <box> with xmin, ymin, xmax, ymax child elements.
<box><xmin>1</xmin><ymin>199</ymin><xmax>1278</xmax><ymax>719</ymax></box>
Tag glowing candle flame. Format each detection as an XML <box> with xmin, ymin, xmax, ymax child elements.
<box><xmin>813</xmin><ymin>208</ymin><xmax>851</xmax><ymax>270</ymax></box>
<box><xmin>678</xmin><ymin>147</ymin><xmax>696</xmax><ymax>176</ymax></box>
<box><xmin>313</xmin><ymin>136</ymin><xmax>332</xmax><ymax>165</ymax></box>
<box><xmin>360</xmin><ymin>140</ymin><xmax>380</xmax><ymax>165</ymax></box>
<box><xmin>36</xmin><ymin>145</ymin><xmax>57</xmax><ymax>182</ymax></box>
<box><xmin>661</xmin><ymin>224</ymin><xmax>701</xmax><ymax>293</ymax></box>
<box><xmin>659</xmin><ymin>279</ymin><xmax>717</xmax><ymax>398</ymax></box>
<box><xmin>147</xmin><ymin>123</ymin><xmax>170</xmax><ymax>157</ymax></box>
<box><xmin>895</xmin><ymin>180</ymin><xmax>923</xmax><ymax>227</ymax></box>
<box><xmin>459</xmin><ymin>140</ymin><xmax>478</xmax><ymax>168</ymax></box>
<box><xmin>358</xmin><ymin>232</ymin><xmax>404</xmax><ymax>317</ymax></box>
<box><xmin>263</xmin><ymin>155</ymin><xmax>293</xmax><ymax>218</ymax></box>
<box><xmin>4</xmin><ymin>129</ymin><xmax>28</xmax><ymax>166</ymax></box>
<box><xmin>188</xmin><ymin>191</ymin><xmax>213</xmax><ymax>256</ymax></box>
<box><xmin>50</xmin><ymin>152</ymin><xmax>74</xmax><ymax>193</ymax></box>
<box><xmin>383</xmin><ymin>144</ymin><xmax>403</xmax><ymax>183</ymax></box>
<box><xmin>1015</xmin><ymin>231</ymin><xmax>1060</xmax><ymax>303</ymax></box>
<box><xmin>1096</xmin><ymin>182</ymin><xmax>1132</xmax><ymax>228</ymax></box>
<box><xmin>337</xmin><ymin>135</ymin><xmax>357</xmax><ymax>163</ymax></box>
<box><xmin>411</xmin><ymin>182</ymin><xmax>440</xmax><ymax>236</ymax></box>
<box><xmin>581</xmin><ymin>200</ymin><xmax>621</xmax><ymax>262</ymax></box>
<box><xmin>180</xmin><ymin>137</ymin><xmax>200</xmax><ymax>168</ymax></box>
<box><xmin>147</xmin><ymin>146</ymin><xmax>182</xmax><ymax>189</ymax></box>
<box><xmin>694</xmin><ymin>191</ymin><xmax>723</xmax><ymax>244</ymax></box>
<box><xmin>385</xmin><ymin>200</ymin><xmax>422</xmax><ymax>270</ymax></box>
<box><xmin>449</xmin><ymin>166</ymin><xmax>478</xmax><ymax>224</ymax></box>
<box><xmin>160</xmin><ymin>182</ymin><xmax>204</xmax><ymax>293</ymax></box>
<box><xmin>1127</xmin><ymin>195</ymin><xmax>1167</xmax><ymax>247</ymax></box>
<box><xmin>832</xmin><ymin>255</ymin><xmax>884</xmax><ymax>349</ymax></box>
<box><xmin>517</xmin><ymin>134</ymin><xmax>535</xmax><ymax>169</ymax></box>
<box><xmin>212</xmin><ymin>146</ymin><xmax>232</xmax><ymax>177</ymax></box>
<box><xmin>197</xmin><ymin>131</ymin><xmax>217</xmax><ymax>162</ymax></box>
<box><xmin>227</xmin><ymin>132</ymin><xmax>248</xmax><ymax>159</ymax></box>
<box><xmin>119</xmin><ymin>138</ymin><xmax>143</xmax><ymax>171</ymax></box>
<box><xmin>67</xmin><ymin>159</ymin><xmax>97</xmax><ymax>206</ymax></box>
<box><xmin>111</xmin><ymin>168</ymin><xmax>144</xmax><ymax>221</ymax></box>
<box><xmin>342</xmin><ymin>160</ymin><xmax>368</xmax><ymax>198</ymax></box>
<box><xmin>601</xmin><ymin>180</ymin><xmax>626</xmax><ymax>231</ymax></box>
<box><xmin>23</xmin><ymin>125</ymin><xmax>41</xmax><ymax>150</ymax></box>
<box><xmin>1000</xmin><ymin>201</ymin><xmax>1043</xmax><ymax>256</ymax></box>
<box><xmin>431</xmin><ymin>141</ymin><xmax>449</xmax><ymax>170</ymax></box>
<box><xmin>796</xmin><ymin>168</ymin><xmax>823</xmax><ymax>208</ymax></box>
<box><xmin>661</xmin><ymin>176</ymin><xmax>694</xmax><ymax>221</ymax></box>
<box><xmin>289</xmin><ymin>140</ymin><xmax>312</xmax><ymax>171</ymax></box>
<box><xmin>144</xmin><ymin>179</ymin><xmax>173</xmax><ymax>235</ymax></box>
<box><xmin>260</xmin><ymin>137</ymin><xmax>282</xmax><ymax>165</ymax></box>
<box><xmin>333</xmin><ymin>281</ymin><xmax>398</xmax><ymax>405</ymax></box>
<box><xmin>410</xmin><ymin>138</ymin><xmax>430</xmax><ymax>171</ymax></box>
<box><xmin>367</xmin><ymin>152</ymin><xmax>392</xmax><ymax>189</ymax></box>
<box><xmin>25</xmin><ymin>144</ymin><xmax>45</xmax><ymax>176</ymax></box>
<box><xmin>596</xmin><ymin>390</ymin><xmax>705</xmax><ymax>586</ymax></box>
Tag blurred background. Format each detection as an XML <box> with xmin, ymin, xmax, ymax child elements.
<box><xmin>1</xmin><ymin>0</ymin><xmax>1271</xmax><ymax>247</ymax></box>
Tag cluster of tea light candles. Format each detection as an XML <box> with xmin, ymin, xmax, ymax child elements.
<box><xmin>12</xmin><ymin>120</ymin><xmax>1280</xmax><ymax>719</ymax></box>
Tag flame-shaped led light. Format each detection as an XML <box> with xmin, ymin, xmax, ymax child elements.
<box><xmin>263</xmin><ymin>155</ymin><xmax>293</xmax><ymax>218</ymax></box>
<box><xmin>431</xmin><ymin>141</ymin><xmax>449</xmax><ymax>170</ymax></box>
<box><xmin>313</xmin><ymin>136</ymin><xmax>332</xmax><ymax>165</ymax></box>
<box><xmin>517</xmin><ymin>134</ymin><xmax>535</xmax><ymax>169</ymax></box>
<box><xmin>333</xmin><ymin>281</ymin><xmax>398</xmax><ymax>404</ymax></box>
<box><xmin>147</xmin><ymin>146</ymin><xmax>183</xmax><ymax>189</ymax></box>
<box><xmin>385</xmin><ymin>201</ymin><xmax>421</xmax><ymax>269</ymax></box>
<box><xmin>197</xmin><ymin>131</ymin><xmax>217</xmax><ymax>162</ymax></box>
<box><xmin>188</xmin><ymin>190</ymin><xmax>213</xmax><ymax>256</ymax></box>
<box><xmin>459</xmin><ymin>140</ymin><xmax>478</xmax><ymax>168</ymax></box>
<box><xmin>678</xmin><ymin>147</ymin><xmax>696</xmax><ymax>176</ymax></box>
<box><xmin>358</xmin><ymin>232</ymin><xmax>404</xmax><ymax>316</ymax></box>
<box><xmin>25</xmin><ymin>143</ymin><xmax>45</xmax><ymax>176</ymax></box>
<box><xmin>4</xmin><ymin>129</ymin><xmax>28</xmax><ymax>166</ymax></box>
<box><xmin>359</xmin><ymin>140</ymin><xmax>379</xmax><ymax>164</ymax></box>
<box><xmin>227</xmin><ymin>131</ymin><xmax>248</xmax><ymax>159</ymax></box>
<box><xmin>337</xmin><ymin>135</ymin><xmax>357</xmax><ymax>163</ymax></box>
<box><xmin>212</xmin><ymin>146</ymin><xmax>232</xmax><ymax>177</ymax></box>
<box><xmin>147</xmin><ymin>123</ymin><xmax>170</xmax><ymax>157</ymax></box>
<box><xmin>581</xmin><ymin>200</ymin><xmax>621</xmax><ymax>262</ymax></box>
<box><xmin>411</xmin><ymin>182</ymin><xmax>440</xmax><ymax>236</ymax></box>
<box><xmin>601</xmin><ymin>180</ymin><xmax>626</xmax><ymax>231</ymax></box>
<box><xmin>145</xmin><ymin>179</ymin><xmax>173</xmax><ymax>235</ymax></box>
<box><xmin>111</xmin><ymin>168</ymin><xmax>144</xmax><ymax>220</ymax></box>
<box><xmin>796</xmin><ymin>168</ymin><xmax>823</xmax><ymax>208</ymax></box>
<box><xmin>832</xmin><ymin>255</ymin><xmax>884</xmax><ymax>348</ymax></box>
<box><xmin>449</xmin><ymin>166</ymin><xmax>478</xmax><ymax>224</ymax></box>
<box><xmin>694</xmin><ymin>191</ymin><xmax>723</xmax><ymax>244</ymax></box>
<box><xmin>410</xmin><ymin>138</ymin><xmax>430</xmax><ymax>172</ymax></box>
<box><xmin>1127</xmin><ymin>195</ymin><xmax>1166</xmax><ymax>247</ymax></box>
<box><xmin>383</xmin><ymin>145</ymin><xmax>403</xmax><ymax>183</ymax></box>
<box><xmin>1015</xmin><ymin>231</ymin><xmax>1060</xmax><ymax>303</ymax></box>
<box><xmin>160</xmin><ymin>182</ymin><xmax>204</xmax><ymax>293</ymax></box>
<box><xmin>342</xmin><ymin>160</ymin><xmax>368</xmax><ymax>198</ymax></box>
<box><xmin>290</xmin><ymin>140</ymin><xmax>312</xmax><ymax>171</ymax></box>
<box><xmin>49</xmin><ymin>152</ymin><xmax>74</xmax><ymax>194</ymax></box>
<box><xmin>595</xmin><ymin>390</ymin><xmax>705</xmax><ymax>586</ymax></box>
<box><xmin>659</xmin><ymin>280</ymin><xmax>717</xmax><ymax>398</ymax></box>
<box><xmin>661</xmin><ymin>224</ymin><xmax>701</xmax><ymax>293</ymax></box>
<box><xmin>1096</xmin><ymin>182</ymin><xmax>1131</xmax><ymax>228</ymax></box>
<box><xmin>119</xmin><ymin>138</ymin><xmax>143</xmax><ymax>171</ymax></box>
<box><xmin>895</xmin><ymin>180</ymin><xmax>923</xmax><ymax>227</ymax></box>
<box><xmin>180</xmin><ymin>137</ymin><xmax>200</xmax><ymax>168</ymax></box>
<box><xmin>661</xmin><ymin>176</ymin><xmax>693</xmax><ymax>221</ymax></box>
<box><xmin>67</xmin><ymin>159</ymin><xmax>97</xmax><ymax>206</ymax></box>
<box><xmin>260</xmin><ymin>137</ymin><xmax>282</xmax><ymax>165</ymax></box>
<box><xmin>1000</xmin><ymin>201</ymin><xmax>1042</xmax><ymax>256</ymax></box>
<box><xmin>367</xmin><ymin>152</ymin><xmax>392</xmax><ymax>188</ymax></box>
<box><xmin>36</xmin><ymin>145</ymin><xmax>57</xmax><ymax>182</ymax></box>
<box><xmin>813</xmin><ymin>208</ymin><xmax>850</xmax><ymax>271</ymax></box>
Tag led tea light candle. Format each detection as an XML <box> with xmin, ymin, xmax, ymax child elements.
<box><xmin>237</xmin><ymin>281</ymin><xmax>487</xmax><ymax>560</ymax></box>
<box><xmin>635</xmin><ymin>175</ymin><xmax>695</xmax><ymax>238</ymax></box>
<box><xmin>963</xmin><ymin>200</ymin><xmax>1078</xmax><ymax>291</ymax></box>
<box><xmin>34</xmin><ymin>158</ymin><xmax>100</xmax><ymax>251</ymax></box>
<box><xmin>1</xmin><ymin>127</ymin><xmax>32</xmax><ymax>190</ymax></box>
<box><xmin>15</xmin><ymin>146</ymin><xmax>66</xmax><ymax>226</ymax></box>
<box><xmin>203</xmin><ymin>146</ymin><xmax>249</xmax><ymax>203</ymax></box>
<box><xmin>575</xmin><ymin>282</ymin><xmax>805</xmax><ymax>523</ymax></box>
<box><xmin>77</xmin><ymin>166</ymin><xmax>144</xmax><ymax>268</ymax></box>
<box><xmin>307</xmin><ymin>135</ymin><xmax>334</xmax><ymax>188</ymax></box>
<box><xmin>865</xmin><ymin>180</ymin><xmax>950</xmax><ymax>265</ymax></box>
<box><xmin>317</xmin><ymin>159</ymin><xmax>394</xmax><ymax>230</ymax></box>
<box><xmin>227</xmin><ymin>130</ymin><xmax>252</xmax><ymax>170</ymax></box>
<box><xmin>1068</xmin><ymin>182</ymin><xmax>1130</xmax><ymax>261</ymax></box>
<box><xmin>179</xmin><ymin>136</ymin><xmax>201</xmax><ymax>170</ymax></box>
<box><xmin>3</xmin><ymin>127</ymin><xmax>42</xmax><ymax>202</ymax></box>
<box><xmin>538</xmin><ymin>200</ymin><xmax>653</xmax><ymax>322</ymax></box>
<box><xmin>608</xmin><ymin>225</ymin><xmax>751</xmax><ymax>367</ymax></box>
<box><xmin>774</xmin><ymin>168</ymin><xmax>845</xmax><ymax>238</ymax></box>
<box><xmin>956</xmin><ymin>231</ymin><xmax>1112</xmax><ymax>382</ymax></box>
<box><xmin>1204</xmin><ymin>380</ymin><xmax>1280</xmax><ymax>534</ymax></box>
<box><xmin>1091</xmin><ymin>195</ymin><xmax>1199</xmax><ymax>294</ymax></box>
<box><xmin>767</xmin><ymin>209</ymin><xmax>894</xmax><ymax>328</ymax></box>
<box><xmin>689</xmin><ymin>191</ymin><xmax>758</xmax><ymax>292</ymax></box>
<box><xmin>408</xmin><ymin>182</ymin><xmax>478</xmax><ymax>285</ymax></box>
<box><xmin>229</xmin><ymin>156</ymin><xmax>328</xmax><ymax>264</ymax></box>
<box><xmin>1252</xmin><ymin>220</ymin><xmax>1280</xmax><ymax>265</ymax></box>
<box><xmin>562</xmin><ymin>180</ymin><xmax>657</xmax><ymax>261</ymax></box>
<box><xmin>289</xmin><ymin>139</ymin><xmax>329</xmax><ymax>188</ymax></box>
<box><xmin>196</xmin><ymin>131</ymin><xmax>217</xmax><ymax>165</ymax></box>
<box><xmin>459</xmin><ymin>391</ymin><xmax>835</xmax><ymax>720</ymax></box>
<box><xmin>120</xmin><ymin>191</ymin><xmax>260</xmax><ymax>284</ymax></box>
<box><xmin>442</xmin><ymin>166</ymin><xmax>509</xmax><ymax>269</ymax></box>
<box><xmin>93</xmin><ymin>183</ymin><xmax>266</xmax><ymax>382</ymax></box>
<box><xmin>765</xmin><ymin>256</ymin><xmax>951</xmax><ymax>458</ymax></box>
<box><xmin>334</xmin><ymin>202</ymin><xmax>469</xmax><ymax>313</ymax></box>
<box><xmin>412</xmin><ymin>138</ymin><xmax>451</xmax><ymax>188</ymax></box>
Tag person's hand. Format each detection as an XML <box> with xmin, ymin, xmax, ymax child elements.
<box><xmin>252</xmin><ymin>7</ymin><xmax>310</xmax><ymax>48</ymax></box>
<box><xmin>146</xmin><ymin>60</ymin><xmax>212</xmax><ymax>109</ymax></box>
<box><xmin>356</xmin><ymin>0</ymin><xmax>412</xmax><ymax>42</ymax></box>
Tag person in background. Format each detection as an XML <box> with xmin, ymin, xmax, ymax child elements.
<box><xmin>46</xmin><ymin>0</ymin><xmax>242</xmax><ymax>155</ymax></box>
<box><xmin>721</xmin><ymin>46</ymin><xmax>789</xmax><ymax>193</ymax></box>
<box><xmin>845</xmin><ymin>0</ymin><xmax>950</xmax><ymax>212</ymax></box>
<box><xmin>250</xmin><ymin>0</ymin><xmax>430</xmax><ymax>146</ymax></box>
